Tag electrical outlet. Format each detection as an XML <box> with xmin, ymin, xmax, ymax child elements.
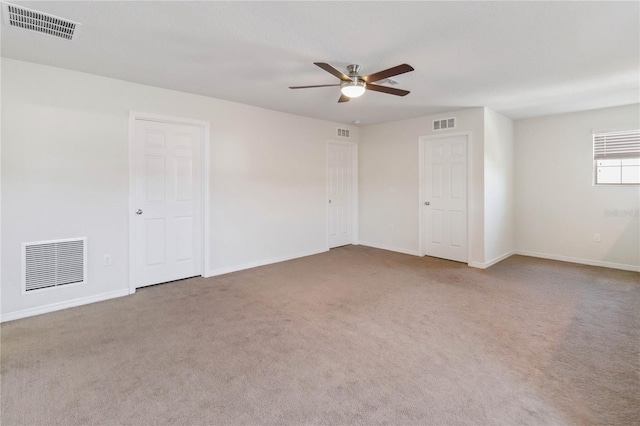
<box><xmin>103</xmin><ymin>254</ymin><xmax>112</xmax><ymax>266</ymax></box>
<box><xmin>594</xmin><ymin>233</ymin><xmax>601</xmax><ymax>243</ymax></box>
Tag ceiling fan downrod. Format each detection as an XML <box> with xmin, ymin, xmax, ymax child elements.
<box><xmin>346</xmin><ymin>64</ymin><xmax>361</xmax><ymax>76</ymax></box>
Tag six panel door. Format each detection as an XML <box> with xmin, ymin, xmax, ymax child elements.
<box><xmin>423</xmin><ymin>135</ymin><xmax>468</xmax><ymax>262</ymax></box>
<box><xmin>328</xmin><ymin>142</ymin><xmax>353</xmax><ymax>248</ymax></box>
<box><xmin>133</xmin><ymin>119</ymin><xmax>203</xmax><ymax>288</ymax></box>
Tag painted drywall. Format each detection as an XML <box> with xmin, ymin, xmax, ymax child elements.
<box><xmin>1</xmin><ymin>58</ymin><xmax>358</xmax><ymax>320</ymax></box>
<box><xmin>484</xmin><ymin>108</ymin><xmax>515</xmax><ymax>265</ymax></box>
<box><xmin>359</xmin><ymin>108</ymin><xmax>485</xmax><ymax>263</ymax></box>
<box><xmin>514</xmin><ymin>104</ymin><xmax>640</xmax><ymax>269</ymax></box>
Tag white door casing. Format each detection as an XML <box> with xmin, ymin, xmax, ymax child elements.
<box><xmin>327</xmin><ymin>141</ymin><xmax>357</xmax><ymax>248</ymax></box>
<box><xmin>131</xmin><ymin>116</ymin><xmax>204</xmax><ymax>289</ymax></box>
<box><xmin>421</xmin><ymin>133</ymin><xmax>469</xmax><ymax>263</ymax></box>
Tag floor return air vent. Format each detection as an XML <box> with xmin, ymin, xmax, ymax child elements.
<box><xmin>2</xmin><ymin>2</ymin><xmax>80</xmax><ymax>40</ymax></box>
<box><xmin>22</xmin><ymin>238</ymin><xmax>87</xmax><ymax>293</ymax></box>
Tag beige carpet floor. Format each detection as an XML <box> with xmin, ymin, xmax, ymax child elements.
<box><xmin>1</xmin><ymin>246</ymin><xmax>639</xmax><ymax>425</ymax></box>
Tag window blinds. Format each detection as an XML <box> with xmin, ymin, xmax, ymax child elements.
<box><xmin>593</xmin><ymin>129</ymin><xmax>640</xmax><ymax>159</ymax></box>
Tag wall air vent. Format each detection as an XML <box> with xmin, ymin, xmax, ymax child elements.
<box><xmin>337</xmin><ymin>128</ymin><xmax>350</xmax><ymax>138</ymax></box>
<box><xmin>23</xmin><ymin>238</ymin><xmax>87</xmax><ymax>293</ymax></box>
<box><xmin>2</xmin><ymin>2</ymin><xmax>80</xmax><ymax>40</ymax></box>
<box><xmin>433</xmin><ymin>117</ymin><xmax>456</xmax><ymax>131</ymax></box>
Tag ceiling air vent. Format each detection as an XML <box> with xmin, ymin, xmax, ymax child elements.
<box><xmin>2</xmin><ymin>2</ymin><xmax>80</xmax><ymax>40</ymax></box>
<box><xmin>337</xmin><ymin>128</ymin><xmax>350</xmax><ymax>138</ymax></box>
<box><xmin>378</xmin><ymin>78</ymin><xmax>399</xmax><ymax>86</ymax></box>
<box><xmin>23</xmin><ymin>238</ymin><xmax>87</xmax><ymax>293</ymax></box>
<box><xmin>433</xmin><ymin>117</ymin><xmax>456</xmax><ymax>131</ymax></box>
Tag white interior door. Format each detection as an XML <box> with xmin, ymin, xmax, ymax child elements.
<box><xmin>133</xmin><ymin>119</ymin><xmax>203</xmax><ymax>288</ymax></box>
<box><xmin>423</xmin><ymin>135</ymin><xmax>468</xmax><ymax>262</ymax></box>
<box><xmin>328</xmin><ymin>142</ymin><xmax>353</xmax><ymax>248</ymax></box>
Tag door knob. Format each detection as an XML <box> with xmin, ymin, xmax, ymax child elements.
<box><xmin>135</xmin><ymin>209</ymin><xmax>143</xmax><ymax>215</ymax></box>
<box><xmin>329</xmin><ymin>200</ymin><xmax>332</xmax><ymax>204</ymax></box>
<box><xmin>424</xmin><ymin>201</ymin><xmax>430</xmax><ymax>206</ymax></box>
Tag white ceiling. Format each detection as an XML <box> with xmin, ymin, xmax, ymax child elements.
<box><xmin>2</xmin><ymin>1</ymin><xmax>639</xmax><ymax>126</ymax></box>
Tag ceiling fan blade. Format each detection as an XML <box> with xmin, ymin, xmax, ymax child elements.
<box><xmin>289</xmin><ymin>84</ymin><xmax>341</xmax><ymax>89</ymax></box>
<box><xmin>338</xmin><ymin>94</ymin><xmax>350</xmax><ymax>103</ymax></box>
<box><xmin>314</xmin><ymin>62</ymin><xmax>353</xmax><ymax>82</ymax></box>
<box><xmin>362</xmin><ymin>64</ymin><xmax>414</xmax><ymax>83</ymax></box>
<box><xmin>365</xmin><ymin>84</ymin><xmax>410</xmax><ymax>96</ymax></box>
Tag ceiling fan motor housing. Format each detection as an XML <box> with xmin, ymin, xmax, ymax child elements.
<box><xmin>347</xmin><ymin>64</ymin><xmax>361</xmax><ymax>76</ymax></box>
<box><xmin>341</xmin><ymin>64</ymin><xmax>366</xmax><ymax>97</ymax></box>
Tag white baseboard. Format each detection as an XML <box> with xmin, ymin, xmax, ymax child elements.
<box><xmin>359</xmin><ymin>241</ymin><xmax>420</xmax><ymax>257</ymax></box>
<box><xmin>1</xmin><ymin>288</ymin><xmax>130</xmax><ymax>323</ymax></box>
<box><xmin>469</xmin><ymin>251</ymin><xmax>516</xmax><ymax>269</ymax></box>
<box><xmin>515</xmin><ymin>250</ymin><xmax>640</xmax><ymax>272</ymax></box>
<box><xmin>206</xmin><ymin>248</ymin><xmax>329</xmax><ymax>277</ymax></box>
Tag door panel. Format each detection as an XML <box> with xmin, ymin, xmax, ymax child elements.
<box><xmin>145</xmin><ymin>219</ymin><xmax>166</xmax><ymax>266</ymax></box>
<box><xmin>328</xmin><ymin>142</ymin><xmax>353</xmax><ymax>248</ymax></box>
<box><xmin>451</xmin><ymin>163</ymin><xmax>464</xmax><ymax>198</ymax></box>
<box><xmin>431</xmin><ymin>210</ymin><xmax>444</xmax><ymax>244</ymax></box>
<box><xmin>423</xmin><ymin>135</ymin><xmax>468</xmax><ymax>262</ymax></box>
<box><xmin>145</xmin><ymin>157</ymin><xmax>166</xmax><ymax>202</ymax></box>
<box><xmin>175</xmin><ymin>217</ymin><xmax>194</xmax><ymax>261</ymax></box>
<box><xmin>133</xmin><ymin>120</ymin><xmax>202</xmax><ymax>288</ymax></box>
<box><xmin>176</xmin><ymin>158</ymin><xmax>194</xmax><ymax>201</ymax></box>
<box><xmin>432</xmin><ymin>164</ymin><xmax>443</xmax><ymax>197</ymax></box>
<box><xmin>451</xmin><ymin>210</ymin><xmax>464</xmax><ymax>247</ymax></box>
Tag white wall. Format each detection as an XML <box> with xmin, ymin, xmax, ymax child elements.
<box><xmin>515</xmin><ymin>104</ymin><xmax>640</xmax><ymax>270</ymax></box>
<box><xmin>484</xmin><ymin>108</ymin><xmax>514</xmax><ymax>265</ymax></box>
<box><xmin>359</xmin><ymin>108</ymin><xmax>485</xmax><ymax>263</ymax></box>
<box><xmin>1</xmin><ymin>58</ymin><xmax>358</xmax><ymax>321</ymax></box>
<box><xmin>4</xmin><ymin>59</ymin><xmax>635</xmax><ymax>322</ymax></box>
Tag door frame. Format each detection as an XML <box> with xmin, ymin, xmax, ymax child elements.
<box><xmin>128</xmin><ymin>111</ymin><xmax>211</xmax><ymax>294</ymax></box>
<box><xmin>326</xmin><ymin>140</ymin><xmax>359</xmax><ymax>249</ymax></box>
<box><xmin>418</xmin><ymin>131</ymin><xmax>472</xmax><ymax>265</ymax></box>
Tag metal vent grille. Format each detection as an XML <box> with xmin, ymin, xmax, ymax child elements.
<box><xmin>23</xmin><ymin>238</ymin><xmax>87</xmax><ymax>292</ymax></box>
<box><xmin>378</xmin><ymin>78</ymin><xmax>399</xmax><ymax>86</ymax></box>
<box><xmin>433</xmin><ymin>117</ymin><xmax>456</xmax><ymax>131</ymax></box>
<box><xmin>337</xmin><ymin>128</ymin><xmax>350</xmax><ymax>138</ymax></box>
<box><xmin>2</xmin><ymin>3</ymin><xmax>80</xmax><ymax>40</ymax></box>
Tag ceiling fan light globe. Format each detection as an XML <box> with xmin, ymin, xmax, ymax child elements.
<box><xmin>341</xmin><ymin>81</ymin><xmax>366</xmax><ymax>98</ymax></box>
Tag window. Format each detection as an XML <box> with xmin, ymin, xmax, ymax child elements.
<box><xmin>593</xmin><ymin>129</ymin><xmax>640</xmax><ymax>185</ymax></box>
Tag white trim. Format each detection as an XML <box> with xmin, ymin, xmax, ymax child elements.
<box><xmin>203</xmin><ymin>123</ymin><xmax>211</xmax><ymax>279</ymax></box>
<box><xmin>128</xmin><ymin>113</ymin><xmax>135</xmax><ymax>293</ymax></box>
<box><xmin>418</xmin><ymin>131</ymin><xmax>473</xmax><ymax>264</ymax></box>
<box><xmin>1</xmin><ymin>289</ymin><xmax>129</xmax><ymax>323</ymax></box>
<box><xmin>326</xmin><ymin>140</ymin><xmax>359</xmax><ymax>249</ymax></box>
<box><xmin>206</xmin><ymin>248</ymin><xmax>328</xmax><ymax>277</ymax></box>
<box><xmin>325</xmin><ymin>142</ymin><xmax>330</xmax><ymax>250</ymax></box>
<box><xmin>418</xmin><ymin>139</ymin><xmax>425</xmax><ymax>256</ymax></box>
<box><xmin>469</xmin><ymin>251</ymin><xmax>515</xmax><ymax>269</ymax></box>
<box><xmin>0</xmin><ymin>54</ymin><xmax>2</xmax><ymax>322</ymax></box>
<box><xmin>359</xmin><ymin>241</ymin><xmax>420</xmax><ymax>257</ymax></box>
<box><xmin>352</xmin><ymin>143</ymin><xmax>359</xmax><ymax>245</ymax></box>
<box><xmin>515</xmin><ymin>250</ymin><xmax>640</xmax><ymax>272</ymax></box>
<box><xmin>128</xmin><ymin>111</ymin><xmax>211</xmax><ymax>294</ymax></box>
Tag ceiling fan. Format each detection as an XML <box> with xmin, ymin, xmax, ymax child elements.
<box><xmin>289</xmin><ymin>62</ymin><xmax>415</xmax><ymax>103</ymax></box>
